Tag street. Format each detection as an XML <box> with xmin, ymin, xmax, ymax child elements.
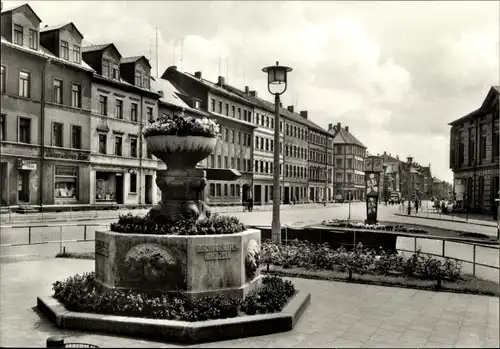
<box><xmin>1</xmin><ymin>203</ymin><xmax>497</xmax><ymax>282</ymax></box>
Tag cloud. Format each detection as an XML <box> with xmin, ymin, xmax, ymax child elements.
<box><xmin>5</xmin><ymin>0</ymin><xmax>497</xmax><ymax>183</ymax></box>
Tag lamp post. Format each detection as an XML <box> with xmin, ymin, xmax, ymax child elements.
<box><xmin>407</xmin><ymin>156</ymin><xmax>413</xmax><ymax>215</ymax></box>
<box><xmin>263</xmin><ymin>61</ymin><xmax>292</xmax><ymax>245</ymax></box>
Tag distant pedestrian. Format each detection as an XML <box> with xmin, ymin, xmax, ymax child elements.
<box><xmin>415</xmin><ymin>199</ymin><xmax>420</xmax><ymax>213</ymax></box>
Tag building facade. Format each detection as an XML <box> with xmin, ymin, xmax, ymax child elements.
<box><xmin>329</xmin><ymin>122</ymin><xmax>366</xmax><ymax>201</ymax></box>
<box><xmin>449</xmin><ymin>86</ymin><xmax>500</xmax><ymax>213</ymax></box>
<box><xmin>163</xmin><ymin>68</ymin><xmax>255</xmax><ymax>207</ymax></box>
<box><xmin>1</xmin><ymin>4</ymin><xmax>94</xmax><ymax>209</ymax></box>
<box><xmin>82</xmin><ymin>44</ymin><xmax>160</xmax><ymax>207</ymax></box>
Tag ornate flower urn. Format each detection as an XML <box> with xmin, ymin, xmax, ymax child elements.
<box><xmin>145</xmin><ymin>134</ymin><xmax>218</xmax><ymax>221</ymax></box>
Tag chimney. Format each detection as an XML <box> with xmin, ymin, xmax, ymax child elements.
<box><xmin>337</xmin><ymin>122</ymin><xmax>341</xmax><ymax>131</ymax></box>
<box><xmin>218</xmin><ymin>76</ymin><xmax>225</xmax><ymax>86</ymax></box>
<box><xmin>396</xmin><ymin>155</ymin><xmax>399</xmax><ymax>160</ymax></box>
<box><xmin>245</xmin><ymin>86</ymin><xmax>249</xmax><ymax>94</ymax></box>
<box><xmin>249</xmin><ymin>90</ymin><xmax>258</xmax><ymax>97</ymax></box>
<box><xmin>171</xmin><ymin>65</ymin><xmax>178</xmax><ymax>71</ymax></box>
<box><xmin>384</xmin><ymin>151</ymin><xmax>387</xmax><ymax>155</ymax></box>
<box><xmin>300</xmin><ymin>111</ymin><xmax>308</xmax><ymax>119</ymax></box>
<box><xmin>345</xmin><ymin>126</ymin><xmax>349</xmax><ymax>132</ymax></box>
<box><xmin>287</xmin><ymin>105</ymin><xmax>294</xmax><ymax>113</ymax></box>
<box><xmin>194</xmin><ymin>71</ymin><xmax>202</xmax><ymax>79</ymax></box>
<box><xmin>328</xmin><ymin>123</ymin><xmax>333</xmax><ymax>131</ymax></box>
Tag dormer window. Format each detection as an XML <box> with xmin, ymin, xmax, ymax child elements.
<box><xmin>28</xmin><ymin>29</ymin><xmax>38</xmax><ymax>50</ymax></box>
<box><xmin>142</xmin><ymin>74</ymin><xmax>150</xmax><ymax>89</ymax></box>
<box><xmin>102</xmin><ymin>60</ymin><xmax>110</xmax><ymax>78</ymax></box>
<box><xmin>112</xmin><ymin>63</ymin><xmax>119</xmax><ymax>80</ymax></box>
<box><xmin>194</xmin><ymin>100</ymin><xmax>200</xmax><ymax>109</ymax></box>
<box><xmin>135</xmin><ymin>70</ymin><xmax>142</xmax><ymax>87</ymax></box>
<box><xmin>61</xmin><ymin>41</ymin><xmax>69</xmax><ymax>60</ymax></box>
<box><xmin>72</xmin><ymin>45</ymin><xmax>81</xmax><ymax>63</ymax></box>
<box><xmin>14</xmin><ymin>24</ymin><xmax>23</xmax><ymax>46</ymax></box>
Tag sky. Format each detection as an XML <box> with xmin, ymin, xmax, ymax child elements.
<box><xmin>5</xmin><ymin>0</ymin><xmax>498</xmax><ymax>182</ymax></box>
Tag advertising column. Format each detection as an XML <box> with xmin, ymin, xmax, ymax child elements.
<box><xmin>364</xmin><ymin>156</ymin><xmax>383</xmax><ymax>225</ymax></box>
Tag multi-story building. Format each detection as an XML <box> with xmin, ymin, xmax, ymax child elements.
<box><xmin>82</xmin><ymin>45</ymin><xmax>160</xmax><ymax>207</ymax></box>
<box><xmin>163</xmin><ymin>68</ymin><xmax>256</xmax><ymax>207</ymax></box>
<box><xmin>449</xmin><ymin>86</ymin><xmax>499</xmax><ymax>213</ymax></box>
<box><xmin>1</xmin><ymin>4</ymin><xmax>94</xmax><ymax>210</ymax></box>
<box><xmin>380</xmin><ymin>152</ymin><xmax>402</xmax><ymax>196</ymax></box>
<box><xmin>307</xmin><ymin>116</ymin><xmax>334</xmax><ymax>203</ymax></box>
<box><xmin>329</xmin><ymin>122</ymin><xmax>367</xmax><ymax>201</ymax></box>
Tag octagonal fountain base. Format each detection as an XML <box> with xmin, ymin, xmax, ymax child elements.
<box><xmin>95</xmin><ymin>229</ymin><xmax>263</xmax><ymax>301</ymax></box>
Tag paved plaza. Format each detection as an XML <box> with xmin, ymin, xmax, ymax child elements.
<box><xmin>0</xmin><ymin>258</ymin><xmax>498</xmax><ymax>348</ymax></box>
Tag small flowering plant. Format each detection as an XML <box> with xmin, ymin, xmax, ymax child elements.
<box><xmin>142</xmin><ymin>113</ymin><xmax>221</xmax><ymax>138</ymax></box>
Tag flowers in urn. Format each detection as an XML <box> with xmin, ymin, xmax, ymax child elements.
<box><xmin>142</xmin><ymin>113</ymin><xmax>221</xmax><ymax>139</ymax></box>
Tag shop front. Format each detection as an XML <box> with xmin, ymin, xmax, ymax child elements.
<box><xmin>0</xmin><ymin>157</ymin><xmax>41</xmax><ymax>207</ymax></box>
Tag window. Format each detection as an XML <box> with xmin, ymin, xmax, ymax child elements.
<box><xmin>52</xmin><ymin>122</ymin><xmax>63</xmax><ymax>147</ymax></box>
<box><xmin>129</xmin><ymin>173</ymin><xmax>137</xmax><ymax>193</ymax></box>
<box><xmin>71</xmin><ymin>84</ymin><xmax>81</xmax><ymax>108</ymax></box>
<box><xmin>71</xmin><ymin>125</ymin><xmax>81</xmax><ymax>149</ymax></box>
<box><xmin>209</xmin><ymin>154</ymin><xmax>215</xmax><ymax>168</ymax></box>
<box><xmin>131</xmin><ymin>103</ymin><xmax>138</xmax><ymax>122</ymax></box>
<box><xmin>0</xmin><ymin>114</ymin><xmax>5</xmax><ymax>141</ymax></box>
<box><xmin>115</xmin><ymin>100</ymin><xmax>123</xmax><ymax>119</ymax></box>
<box><xmin>225</xmin><ymin>103</ymin><xmax>229</xmax><ymax>116</ymax></box>
<box><xmin>18</xmin><ymin>117</ymin><xmax>31</xmax><ymax>143</ymax></box>
<box><xmin>218</xmin><ymin>101</ymin><xmax>222</xmax><ymax>113</ymax></box>
<box><xmin>209</xmin><ymin>183</ymin><xmax>216</xmax><ymax>196</ymax></box>
<box><xmin>29</xmin><ymin>29</ymin><xmax>38</xmax><ymax>50</ymax></box>
<box><xmin>115</xmin><ymin>136</ymin><xmax>123</xmax><ymax>156</ymax></box>
<box><xmin>112</xmin><ymin>64</ymin><xmax>119</xmax><ymax>80</ymax></box>
<box><xmin>494</xmin><ymin>127</ymin><xmax>499</xmax><ymax>158</ymax></box>
<box><xmin>19</xmin><ymin>71</ymin><xmax>30</xmax><ymax>98</ymax></box>
<box><xmin>14</xmin><ymin>24</ymin><xmax>23</xmax><ymax>45</ymax></box>
<box><xmin>147</xmin><ymin>107</ymin><xmax>153</xmax><ymax>122</ymax></box>
<box><xmin>53</xmin><ymin>79</ymin><xmax>62</xmax><ymax>104</ymax></box>
<box><xmin>61</xmin><ymin>41</ymin><xmax>69</xmax><ymax>60</ymax></box>
<box><xmin>217</xmin><ymin>155</ymin><xmax>222</xmax><ymax>168</ymax></box>
<box><xmin>194</xmin><ymin>100</ymin><xmax>200</xmax><ymax>109</ymax></box>
<box><xmin>1</xmin><ymin>65</ymin><xmax>5</xmax><ymax>93</ymax></box>
<box><xmin>98</xmin><ymin>134</ymin><xmax>107</xmax><ymax>154</ymax></box>
<box><xmin>135</xmin><ymin>71</ymin><xmax>142</xmax><ymax>87</ymax></box>
<box><xmin>72</xmin><ymin>45</ymin><xmax>81</xmax><ymax>63</ymax></box>
<box><xmin>54</xmin><ymin>167</ymin><xmax>78</xmax><ymax>199</ymax></box>
<box><xmin>143</xmin><ymin>74</ymin><xmax>150</xmax><ymax>89</ymax></box>
<box><xmin>130</xmin><ymin>138</ymin><xmax>138</xmax><ymax>157</ymax></box>
<box><xmin>224</xmin><ymin>156</ymin><xmax>228</xmax><ymax>168</ymax></box>
<box><xmin>237</xmin><ymin>107</ymin><xmax>241</xmax><ymax>119</ymax></box>
<box><xmin>232</xmin><ymin>105</ymin><xmax>235</xmax><ymax>117</ymax></box>
<box><xmin>102</xmin><ymin>60</ymin><xmax>110</xmax><ymax>78</ymax></box>
<box><xmin>347</xmin><ymin>159</ymin><xmax>352</xmax><ymax>169</ymax></box>
<box><xmin>99</xmin><ymin>95</ymin><xmax>108</xmax><ymax>115</ymax></box>
<box><xmin>216</xmin><ymin>183</ymin><xmax>221</xmax><ymax>196</ymax></box>
<box><xmin>224</xmin><ymin>184</ymin><xmax>228</xmax><ymax>196</ymax></box>
<box><xmin>211</xmin><ymin>98</ymin><xmax>215</xmax><ymax>112</ymax></box>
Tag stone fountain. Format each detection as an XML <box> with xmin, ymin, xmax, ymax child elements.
<box><xmin>94</xmin><ymin>133</ymin><xmax>262</xmax><ymax>301</ymax></box>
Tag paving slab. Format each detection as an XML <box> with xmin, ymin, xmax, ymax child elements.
<box><xmin>1</xmin><ymin>258</ymin><xmax>498</xmax><ymax>348</ymax></box>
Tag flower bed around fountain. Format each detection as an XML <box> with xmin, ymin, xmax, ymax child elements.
<box><xmin>37</xmin><ymin>113</ymin><xmax>310</xmax><ymax>344</ymax></box>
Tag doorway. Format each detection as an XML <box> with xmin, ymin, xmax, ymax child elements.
<box><xmin>242</xmin><ymin>184</ymin><xmax>249</xmax><ymax>203</ymax></box>
<box><xmin>145</xmin><ymin>175</ymin><xmax>153</xmax><ymax>204</ymax></box>
<box><xmin>17</xmin><ymin>170</ymin><xmax>30</xmax><ymax>203</ymax></box>
<box><xmin>254</xmin><ymin>185</ymin><xmax>262</xmax><ymax>205</ymax></box>
<box><xmin>284</xmin><ymin>187</ymin><xmax>290</xmax><ymax>204</ymax></box>
<box><xmin>115</xmin><ymin>174</ymin><xmax>124</xmax><ymax>204</ymax></box>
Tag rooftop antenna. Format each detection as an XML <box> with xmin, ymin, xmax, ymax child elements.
<box><xmin>155</xmin><ymin>27</ymin><xmax>159</xmax><ymax>78</ymax></box>
<box><xmin>180</xmin><ymin>37</ymin><xmax>184</xmax><ymax>71</ymax></box>
<box><xmin>148</xmin><ymin>40</ymin><xmax>152</xmax><ymax>62</ymax></box>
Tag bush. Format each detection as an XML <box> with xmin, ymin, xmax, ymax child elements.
<box><xmin>261</xmin><ymin>240</ymin><xmax>462</xmax><ymax>282</ymax></box>
<box><xmin>241</xmin><ymin>276</ymin><xmax>295</xmax><ymax>315</ymax></box>
<box><xmin>52</xmin><ymin>272</ymin><xmax>294</xmax><ymax>322</ymax></box>
<box><xmin>110</xmin><ymin>213</ymin><xmax>246</xmax><ymax>236</ymax></box>
<box><xmin>321</xmin><ymin>219</ymin><xmax>428</xmax><ymax>234</ymax></box>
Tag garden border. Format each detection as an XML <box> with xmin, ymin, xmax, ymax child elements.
<box><xmin>36</xmin><ymin>290</ymin><xmax>311</xmax><ymax>344</ymax></box>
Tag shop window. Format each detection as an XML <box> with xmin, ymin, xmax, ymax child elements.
<box><xmin>55</xmin><ymin>166</ymin><xmax>78</xmax><ymax>199</ymax></box>
<box><xmin>129</xmin><ymin>173</ymin><xmax>137</xmax><ymax>193</ymax></box>
<box><xmin>96</xmin><ymin>172</ymin><xmax>115</xmax><ymax>201</ymax></box>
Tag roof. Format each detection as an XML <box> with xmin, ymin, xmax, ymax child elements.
<box><xmin>448</xmin><ymin>86</ymin><xmax>500</xmax><ymax>126</ymax></box>
<box><xmin>1</xmin><ymin>3</ymin><xmax>42</xmax><ymax>23</ymax></box>
<box><xmin>120</xmin><ymin>56</ymin><xmax>151</xmax><ymax>69</ymax></box>
<box><xmin>82</xmin><ymin>43</ymin><xmax>115</xmax><ymax>53</ymax></box>
<box><xmin>1</xmin><ymin>36</ymin><xmax>94</xmax><ymax>72</ymax></box>
<box><xmin>40</xmin><ymin>22</ymin><xmax>84</xmax><ymax>39</ymax></box>
<box><xmin>331</xmin><ymin>126</ymin><xmax>366</xmax><ymax>148</ymax></box>
<box><xmin>151</xmin><ymin>77</ymin><xmax>198</xmax><ymax>111</ymax></box>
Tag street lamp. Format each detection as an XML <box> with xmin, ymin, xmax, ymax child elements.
<box><xmin>263</xmin><ymin>61</ymin><xmax>293</xmax><ymax>245</ymax></box>
<box><xmin>407</xmin><ymin>156</ymin><xmax>413</xmax><ymax>215</ymax></box>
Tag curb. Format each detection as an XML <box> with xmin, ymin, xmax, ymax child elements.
<box><xmin>37</xmin><ymin>290</ymin><xmax>311</xmax><ymax>344</ymax></box>
<box><xmin>394</xmin><ymin>213</ymin><xmax>497</xmax><ymax>228</ymax></box>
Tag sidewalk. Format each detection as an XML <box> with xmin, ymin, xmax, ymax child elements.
<box><xmin>0</xmin><ymin>202</ymin><xmax>340</xmax><ymax>226</ymax></box>
<box><xmin>394</xmin><ymin>211</ymin><xmax>497</xmax><ymax>228</ymax></box>
<box><xmin>1</xmin><ymin>258</ymin><xmax>498</xmax><ymax>348</ymax></box>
